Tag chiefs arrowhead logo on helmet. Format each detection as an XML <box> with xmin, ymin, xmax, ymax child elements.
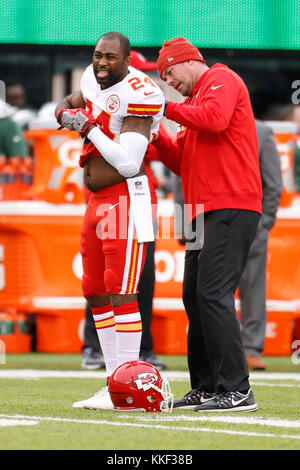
<box><xmin>134</xmin><ymin>372</ymin><xmax>158</xmax><ymax>392</ymax></box>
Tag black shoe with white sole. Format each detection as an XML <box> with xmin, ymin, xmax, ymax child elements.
<box><xmin>173</xmin><ymin>389</ymin><xmax>216</xmax><ymax>409</ymax></box>
<box><xmin>139</xmin><ymin>350</ymin><xmax>167</xmax><ymax>371</ymax></box>
<box><xmin>194</xmin><ymin>389</ymin><xmax>258</xmax><ymax>412</ymax></box>
<box><xmin>81</xmin><ymin>348</ymin><xmax>105</xmax><ymax>370</ymax></box>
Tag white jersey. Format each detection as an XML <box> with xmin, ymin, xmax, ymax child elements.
<box><xmin>79</xmin><ymin>64</ymin><xmax>164</xmax><ymax>166</ymax></box>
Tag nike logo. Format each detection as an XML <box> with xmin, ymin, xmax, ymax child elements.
<box><xmin>144</xmin><ymin>91</ymin><xmax>154</xmax><ymax>96</ymax></box>
<box><xmin>108</xmin><ymin>202</ymin><xmax>120</xmax><ymax>210</ymax></box>
<box><xmin>211</xmin><ymin>85</ymin><xmax>224</xmax><ymax>90</ymax></box>
<box><xmin>231</xmin><ymin>395</ymin><xmax>248</xmax><ymax>406</ymax></box>
<box><xmin>201</xmin><ymin>396</ymin><xmax>215</xmax><ymax>403</ymax></box>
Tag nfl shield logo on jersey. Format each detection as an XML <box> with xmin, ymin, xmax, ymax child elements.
<box><xmin>106</xmin><ymin>94</ymin><xmax>120</xmax><ymax>113</ymax></box>
<box><xmin>135</xmin><ymin>180</ymin><xmax>142</xmax><ymax>190</ymax></box>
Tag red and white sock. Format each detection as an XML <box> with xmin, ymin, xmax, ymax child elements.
<box><xmin>91</xmin><ymin>305</ymin><xmax>118</xmax><ymax>379</ymax></box>
<box><xmin>114</xmin><ymin>301</ymin><xmax>142</xmax><ymax>367</ymax></box>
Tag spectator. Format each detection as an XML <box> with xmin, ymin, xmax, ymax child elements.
<box><xmin>0</xmin><ymin>99</ymin><xmax>28</xmax><ymax>158</ymax></box>
<box><xmin>6</xmin><ymin>80</ymin><xmax>36</xmax><ymax>131</ymax></box>
<box><xmin>239</xmin><ymin>120</ymin><xmax>282</xmax><ymax>370</ymax></box>
<box><xmin>171</xmin><ymin>120</ymin><xmax>282</xmax><ymax>371</ymax></box>
<box><xmin>139</xmin><ymin>126</ymin><xmax>168</xmax><ymax>370</ymax></box>
<box><xmin>276</xmin><ymin>104</ymin><xmax>300</xmax><ymax>192</ymax></box>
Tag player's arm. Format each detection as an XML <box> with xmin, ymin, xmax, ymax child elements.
<box><xmin>55</xmin><ymin>91</ymin><xmax>86</xmax><ymax>130</ymax></box>
<box><xmin>74</xmin><ymin>111</ymin><xmax>152</xmax><ymax>178</ymax></box>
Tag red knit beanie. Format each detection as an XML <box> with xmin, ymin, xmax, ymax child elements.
<box><xmin>157</xmin><ymin>37</ymin><xmax>206</xmax><ymax>78</ymax></box>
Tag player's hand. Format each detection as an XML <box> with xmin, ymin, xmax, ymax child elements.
<box><xmin>74</xmin><ymin>109</ymin><xmax>96</xmax><ymax>136</ymax></box>
<box><xmin>56</xmin><ymin>108</ymin><xmax>79</xmax><ymax>130</ymax></box>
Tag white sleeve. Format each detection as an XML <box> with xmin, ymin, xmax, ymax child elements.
<box><xmin>87</xmin><ymin>127</ymin><xmax>148</xmax><ymax>178</ymax></box>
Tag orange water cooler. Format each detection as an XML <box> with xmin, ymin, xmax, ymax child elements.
<box><xmin>0</xmin><ymin>129</ymin><xmax>87</xmax><ymax>353</ymax></box>
<box><xmin>24</xmin><ymin>128</ymin><xmax>85</xmax><ymax>204</ymax></box>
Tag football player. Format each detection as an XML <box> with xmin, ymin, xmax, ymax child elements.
<box><xmin>55</xmin><ymin>32</ymin><xmax>164</xmax><ymax>409</ymax></box>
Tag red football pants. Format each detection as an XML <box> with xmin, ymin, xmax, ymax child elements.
<box><xmin>81</xmin><ymin>180</ymin><xmax>157</xmax><ymax>298</ymax></box>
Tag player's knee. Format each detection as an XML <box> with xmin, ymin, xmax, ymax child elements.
<box><xmin>86</xmin><ymin>293</ymin><xmax>110</xmax><ymax>308</ymax></box>
<box><xmin>82</xmin><ymin>274</ymin><xmax>105</xmax><ymax>300</ymax></box>
<box><xmin>104</xmin><ymin>269</ymin><xmax>119</xmax><ymax>295</ymax></box>
<box><xmin>110</xmin><ymin>293</ymin><xmax>137</xmax><ymax>307</ymax></box>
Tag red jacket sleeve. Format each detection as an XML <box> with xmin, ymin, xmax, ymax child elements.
<box><xmin>151</xmin><ymin>124</ymin><xmax>182</xmax><ymax>176</ymax></box>
<box><xmin>166</xmin><ymin>69</ymin><xmax>240</xmax><ymax>133</ymax></box>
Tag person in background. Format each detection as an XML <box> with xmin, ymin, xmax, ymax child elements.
<box><xmin>5</xmin><ymin>80</ymin><xmax>36</xmax><ymax>131</ymax></box>
<box><xmin>276</xmin><ymin>104</ymin><xmax>300</xmax><ymax>192</ymax></box>
<box><xmin>238</xmin><ymin>120</ymin><xmax>282</xmax><ymax>370</ymax></box>
<box><xmin>6</xmin><ymin>81</ymin><xmax>26</xmax><ymax>109</ymax></box>
<box><xmin>139</xmin><ymin>123</ymin><xmax>168</xmax><ymax>370</ymax></box>
<box><xmin>153</xmin><ymin>37</ymin><xmax>262</xmax><ymax>412</ymax></box>
<box><xmin>171</xmin><ymin>119</ymin><xmax>282</xmax><ymax>372</ymax></box>
<box><xmin>0</xmin><ymin>98</ymin><xmax>28</xmax><ymax>158</ymax></box>
<box><xmin>80</xmin><ymin>50</ymin><xmax>167</xmax><ymax>371</ymax></box>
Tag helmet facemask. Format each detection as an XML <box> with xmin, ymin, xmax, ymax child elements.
<box><xmin>149</xmin><ymin>375</ymin><xmax>174</xmax><ymax>412</ymax></box>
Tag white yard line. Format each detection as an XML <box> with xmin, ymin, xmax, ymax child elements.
<box><xmin>0</xmin><ymin>414</ymin><xmax>299</xmax><ymax>440</ymax></box>
<box><xmin>0</xmin><ymin>419</ymin><xmax>38</xmax><ymax>427</ymax></box>
<box><xmin>251</xmin><ymin>381</ymin><xmax>300</xmax><ymax>388</ymax></box>
<box><xmin>249</xmin><ymin>372</ymin><xmax>300</xmax><ymax>381</ymax></box>
<box><xmin>0</xmin><ymin>369</ymin><xmax>300</xmax><ymax>382</ymax></box>
<box><xmin>118</xmin><ymin>414</ymin><xmax>300</xmax><ymax>429</ymax></box>
<box><xmin>0</xmin><ymin>369</ymin><xmax>108</xmax><ymax>379</ymax></box>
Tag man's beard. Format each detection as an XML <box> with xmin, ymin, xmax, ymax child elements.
<box><xmin>93</xmin><ymin>66</ymin><xmax>125</xmax><ymax>89</ymax></box>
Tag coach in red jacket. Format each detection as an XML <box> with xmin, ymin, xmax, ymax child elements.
<box><xmin>154</xmin><ymin>37</ymin><xmax>262</xmax><ymax>412</ymax></box>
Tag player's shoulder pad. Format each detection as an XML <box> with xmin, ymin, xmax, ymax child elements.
<box><xmin>126</xmin><ymin>67</ymin><xmax>165</xmax><ymax>116</ymax></box>
<box><xmin>80</xmin><ymin>64</ymin><xmax>98</xmax><ymax>100</ymax></box>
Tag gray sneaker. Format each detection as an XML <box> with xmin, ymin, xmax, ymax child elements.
<box><xmin>81</xmin><ymin>348</ymin><xmax>105</xmax><ymax>370</ymax></box>
<box><xmin>139</xmin><ymin>350</ymin><xmax>167</xmax><ymax>371</ymax></box>
<box><xmin>194</xmin><ymin>389</ymin><xmax>258</xmax><ymax>412</ymax></box>
<box><xmin>173</xmin><ymin>389</ymin><xmax>216</xmax><ymax>409</ymax></box>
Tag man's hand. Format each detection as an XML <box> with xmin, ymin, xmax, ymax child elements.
<box><xmin>56</xmin><ymin>108</ymin><xmax>79</xmax><ymax>130</ymax></box>
<box><xmin>74</xmin><ymin>109</ymin><xmax>97</xmax><ymax>137</ymax></box>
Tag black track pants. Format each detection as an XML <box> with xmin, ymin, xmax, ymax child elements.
<box><xmin>182</xmin><ymin>209</ymin><xmax>260</xmax><ymax>393</ymax></box>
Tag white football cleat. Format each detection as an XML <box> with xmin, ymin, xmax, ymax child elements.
<box><xmin>72</xmin><ymin>386</ymin><xmax>114</xmax><ymax>410</ymax></box>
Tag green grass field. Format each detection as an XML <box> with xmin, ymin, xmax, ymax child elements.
<box><xmin>0</xmin><ymin>353</ymin><xmax>299</xmax><ymax>452</ymax></box>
